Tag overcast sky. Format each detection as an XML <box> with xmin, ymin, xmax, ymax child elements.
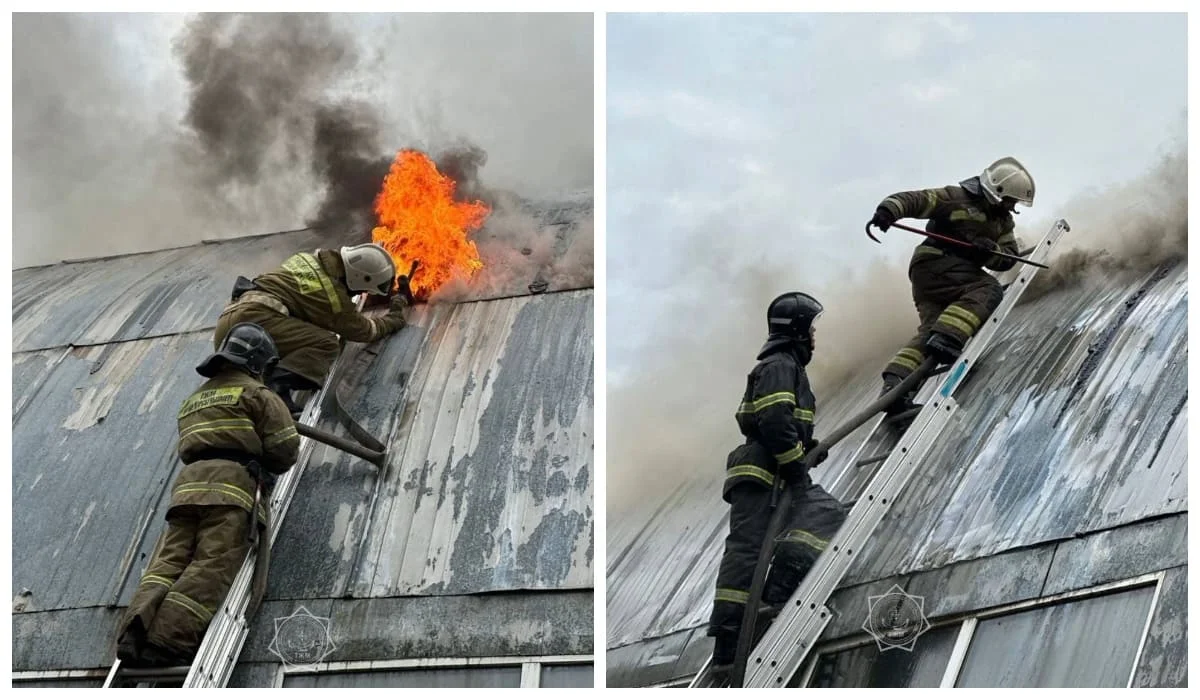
<box><xmin>607</xmin><ymin>12</ymin><xmax>1187</xmax><ymax>382</ymax></box>
<box><xmin>11</xmin><ymin>13</ymin><xmax>593</xmax><ymax>268</ymax></box>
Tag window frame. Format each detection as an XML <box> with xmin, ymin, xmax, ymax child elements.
<box><xmin>792</xmin><ymin>570</ymin><xmax>1166</xmax><ymax>688</ymax></box>
<box><xmin>11</xmin><ymin>654</ymin><xmax>595</xmax><ymax>689</ymax></box>
<box><xmin>277</xmin><ymin>653</ymin><xmax>595</xmax><ymax>689</ymax></box>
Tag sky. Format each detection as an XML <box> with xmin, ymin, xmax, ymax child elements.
<box><xmin>11</xmin><ymin>13</ymin><xmax>594</xmax><ymax>268</ymax></box>
<box><xmin>605</xmin><ymin>12</ymin><xmax>1187</xmax><ymax>511</ymax></box>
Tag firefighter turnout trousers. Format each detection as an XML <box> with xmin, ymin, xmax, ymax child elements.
<box><xmin>708</xmin><ymin>482</ymin><xmax>848</xmax><ymax>640</ymax></box>
<box><xmin>213</xmin><ymin>302</ymin><xmax>339</xmax><ymax>391</ymax></box>
<box><xmin>884</xmin><ymin>252</ymin><xmax>1003</xmax><ymax>379</ymax></box>
<box><xmin>119</xmin><ymin>504</ymin><xmax>252</xmax><ymax>662</ymax></box>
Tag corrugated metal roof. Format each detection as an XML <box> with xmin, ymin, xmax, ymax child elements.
<box><xmin>12</xmin><ymin>230</ymin><xmax>327</xmax><ymax>352</ymax></box>
<box><xmin>266</xmin><ymin>289</ymin><xmax>594</xmax><ymax>598</ymax></box>
<box><xmin>12</xmin><ymin>194</ymin><xmax>594</xmax><ymax>671</ymax></box>
<box><xmin>607</xmin><ymin>262</ymin><xmax>1187</xmax><ymax>653</ymax></box>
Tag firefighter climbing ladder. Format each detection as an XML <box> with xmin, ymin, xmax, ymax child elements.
<box><xmin>104</xmin><ymin>299</ymin><xmax>389</xmax><ymax>688</ymax></box>
<box><xmin>690</xmin><ymin>219</ymin><xmax>1070</xmax><ymax>688</ymax></box>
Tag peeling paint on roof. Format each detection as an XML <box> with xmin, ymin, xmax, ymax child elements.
<box><xmin>12</xmin><ymin>193</ymin><xmax>594</xmax><ymax>673</ymax></box>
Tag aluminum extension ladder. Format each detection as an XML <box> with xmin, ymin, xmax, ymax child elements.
<box><xmin>691</xmin><ymin>219</ymin><xmax>1070</xmax><ymax>688</ymax></box>
<box><xmin>104</xmin><ymin>302</ymin><xmax>376</xmax><ymax>688</ymax></box>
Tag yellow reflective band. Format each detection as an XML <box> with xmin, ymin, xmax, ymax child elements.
<box><xmin>179</xmin><ymin>387</ymin><xmax>245</xmax><ymax>419</ymax></box>
<box><xmin>940</xmin><ymin>304</ymin><xmax>979</xmax><ymax>333</ymax></box>
<box><xmin>937</xmin><ymin>315</ymin><xmax>975</xmax><ymax>337</ymax></box>
<box><xmin>949</xmin><ymin>209</ymin><xmax>988</xmax><ymax>222</ymax></box>
<box><xmin>997</xmin><ymin>233</ymin><xmax>1016</xmax><ymax>246</ymax></box>
<box><xmin>792</xmin><ymin>408</ymin><xmax>814</xmax><ymax>423</ymax></box>
<box><xmin>141</xmin><ymin>574</ymin><xmax>175</xmax><ymax>590</ymax></box>
<box><xmin>283</xmin><ymin>253</ymin><xmax>343</xmax><ymax>313</ymax></box>
<box><xmin>752</xmin><ymin>391</ymin><xmax>796</xmax><ymax>412</ymax></box>
<box><xmin>263</xmin><ymin>427</ymin><xmax>298</xmax><ymax>448</ymax></box>
<box><xmin>714</xmin><ymin>588</ymin><xmax>749</xmax><ymax>605</ymax></box>
<box><xmin>774</xmin><ymin>443</ymin><xmax>805</xmax><ymax>464</ymax></box>
<box><xmin>173</xmin><ymin>482</ymin><xmax>256</xmax><ymax>510</ymax></box>
<box><xmin>725</xmin><ymin>464</ymin><xmax>775</xmax><ymax>486</ymax></box>
<box><xmin>914</xmin><ymin>245</ymin><xmax>944</xmax><ymax>259</ymax></box>
<box><xmin>181</xmin><ymin>417</ymin><xmax>255</xmax><ymax>431</ymax></box>
<box><xmin>882</xmin><ymin>196</ymin><xmax>904</xmax><ymax>215</ymax></box>
<box><xmin>891</xmin><ymin>355</ymin><xmax>921</xmax><ymax>371</ymax></box>
<box><xmin>942</xmin><ymin>304</ymin><xmax>982</xmax><ymax>329</ymax></box>
<box><xmin>179</xmin><ymin>422</ymin><xmax>257</xmax><ymax>440</ymax></box>
<box><xmin>737</xmin><ymin>391</ymin><xmax>798</xmax><ymax>416</ymax></box>
<box><xmin>778</xmin><ymin>529</ymin><xmax>829</xmax><ymax>552</ymax></box>
<box><xmin>919</xmin><ymin>190</ymin><xmax>938</xmax><ymax>218</ymax></box>
<box><xmin>164</xmin><ymin>591</ymin><xmax>213</xmax><ymax>623</ymax></box>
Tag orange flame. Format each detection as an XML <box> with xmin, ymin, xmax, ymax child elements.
<box><xmin>371</xmin><ymin>149</ymin><xmax>490</xmax><ymax>300</ymax></box>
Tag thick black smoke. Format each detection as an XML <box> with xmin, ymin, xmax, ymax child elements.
<box><xmin>174</xmin><ymin>13</ymin><xmax>386</xmax><ymax>238</ymax></box>
<box><xmin>14</xmin><ymin>13</ymin><xmax>593</xmax><ymax>279</ymax></box>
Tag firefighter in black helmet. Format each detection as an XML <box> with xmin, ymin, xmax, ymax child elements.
<box><xmin>706</xmin><ymin>292</ymin><xmax>848</xmax><ymax>672</ymax></box>
<box><xmin>116</xmin><ymin>323</ymin><xmax>299</xmax><ymax>667</ymax></box>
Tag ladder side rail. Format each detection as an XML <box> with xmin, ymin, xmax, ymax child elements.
<box><xmin>746</xmin><ymin>397</ymin><xmax>958</xmax><ymax>687</ymax></box>
<box><xmin>743</xmin><ymin>219</ymin><xmax>1067</xmax><ymax>686</ymax></box>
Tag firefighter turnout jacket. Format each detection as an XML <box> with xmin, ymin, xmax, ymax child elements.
<box><xmin>723</xmin><ymin>338</ymin><xmax>816</xmax><ymax>499</ymax></box>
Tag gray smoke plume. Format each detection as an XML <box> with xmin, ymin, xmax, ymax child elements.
<box><xmin>13</xmin><ymin>13</ymin><xmax>592</xmax><ymax>270</ymax></box>
<box><xmin>1022</xmin><ymin>145</ymin><xmax>1187</xmax><ymax>302</ymax></box>
<box><xmin>608</xmin><ymin>142</ymin><xmax>1187</xmax><ymax>517</ymax></box>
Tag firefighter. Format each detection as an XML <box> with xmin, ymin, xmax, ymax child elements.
<box><xmin>707</xmin><ymin>292</ymin><xmax>849</xmax><ymax>673</ymax></box>
<box><xmin>116</xmin><ymin>323</ymin><xmax>300</xmax><ymax>667</ymax></box>
<box><xmin>870</xmin><ymin>157</ymin><xmax>1035</xmax><ymax>413</ymax></box>
<box><xmin>214</xmin><ymin>243</ymin><xmax>413</xmax><ymax>414</ymax></box>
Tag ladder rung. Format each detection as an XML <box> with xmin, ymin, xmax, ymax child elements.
<box><xmin>854</xmin><ymin>451</ymin><xmax>891</xmax><ymax>468</ymax></box>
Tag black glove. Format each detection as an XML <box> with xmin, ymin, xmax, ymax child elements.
<box><xmin>389</xmin><ymin>291</ymin><xmax>410</xmax><ymax>315</ymax></box>
<box><xmin>870</xmin><ymin>207</ymin><xmax>896</xmax><ymax>232</ymax></box>
<box><xmin>973</xmin><ymin>238</ymin><xmax>1000</xmax><ymax>254</ymax></box>
<box><xmin>393</xmin><ymin>275</ymin><xmax>414</xmax><ymax>306</ymax></box>
<box><xmin>806</xmin><ymin>439</ymin><xmax>828</xmax><ymax>468</ymax></box>
<box><xmin>779</xmin><ymin>459</ymin><xmax>809</xmax><ymax>486</ymax></box>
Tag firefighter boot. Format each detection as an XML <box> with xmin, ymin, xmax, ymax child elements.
<box><xmin>880</xmin><ymin>373</ymin><xmax>921</xmax><ymax>417</ymax></box>
<box><xmin>709</xmin><ymin>631</ymin><xmax>739</xmax><ymax>676</ymax></box>
<box><xmin>267</xmin><ymin>371</ymin><xmax>309</xmax><ymax>418</ymax></box>
<box><xmin>116</xmin><ymin>621</ymin><xmax>146</xmax><ymax>665</ymax></box>
<box><xmin>926</xmin><ymin>332</ymin><xmax>964</xmax><ymax>364</ymax></box>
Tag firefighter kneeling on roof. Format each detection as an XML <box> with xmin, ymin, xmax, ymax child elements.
<box><xmin>214</xmin><ymin>243</ymin><xmax>413</xmax><ymax>416</ymax></box>
<box><xmin>707</xmin><ymin>292</ymin><xmax>849</xmax><ymax>673</ymax></box>
<box><xmin>116</xmin><ymin>323</ymin><xmax>300</xmax><ymax>667</ymax></box>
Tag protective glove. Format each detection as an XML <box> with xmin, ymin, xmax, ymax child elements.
<box><xmin>393</xmin><ymin>275</ymin><xmax>414</xmax><ymax>306</ymax></box>
<box><xmin>870</xmin><ymin>207</ymin><xmax>897</xmax><ymax>232</ymax></box>
<box><xmin>973</xmin><ymin>238</ymin><xmax>1000</xmax><ymax>255</ymax></box>
<box><xmin>805</xmin><ymin>439</ymin><xmax>828</xmax><ymax>468</ymax></box>
<box><xmin>779</xmin><ymin>459</ymin><xmax>809</xmax><ymax>487</ymax></box>
<box><xmin>388</xmin><ymin>291</ymin><xmax>410</xmax><ymax>315</ymax></box>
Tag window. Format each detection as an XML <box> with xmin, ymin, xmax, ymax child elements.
<box><xmin>539</xmin><ymin>662</ymin><xmax>594</xmax><ymax>688</ymax></box>
<box><xmin>282</xmin><ymin>655</ymin><xmax>593</xmax><ymax>688</ymax></box>
<box><xmin>807</xmin><ymin>624</ymin><xmax>959</xmax><ymax>688</ymax></box>
<box><xmin>954</xmin><ymin>585</ymin><xmax>1156</xmax><ymax>687</ymax></box>
<box><xmin>799</xmin><ymin>577</ymin><xmax>1161</xmax><ymax>688</ymax></box>
<box><xmin>284</xmin><ymin>666</ymin><xmax>522</xmax><ymax>688</ymax></box>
